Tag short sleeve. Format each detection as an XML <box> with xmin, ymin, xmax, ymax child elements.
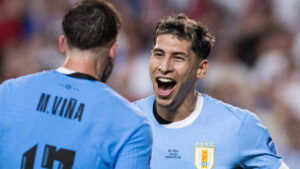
<box><xmin>238</xmin><ymin>112</ymin><xmax>284</xmax><ymax>168</ymax></box>
<box><xmin>114</xmin><ymin>121</ymin><xmax>152</xmax><ymax>169</ymax></box>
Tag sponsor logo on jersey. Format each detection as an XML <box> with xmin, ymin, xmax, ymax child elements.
<box><xmin>195</xmin><ymin>144</ymin><xmax>214</xmax><ymax>169</ymax></box>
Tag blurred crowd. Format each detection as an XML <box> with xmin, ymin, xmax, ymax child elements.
<box><xmin>0</xmin><ymin>0</ymin><xmax>299</xmax><ymax>167</ymax></box>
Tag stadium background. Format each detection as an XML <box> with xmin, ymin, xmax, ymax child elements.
<box><xmin>0</xmin><ymin>0</ymin><xmax>299</xmax><ymax>167</ymax></box>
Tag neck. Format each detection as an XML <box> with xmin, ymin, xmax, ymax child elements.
<box><xmin>156</xmin><ymin>90</ymin><xmax>198</xmax><ymax>122</ymax></box>
<box><xmin>62</xmin><ymin>48</ymin><xmax>107</xmax><ymax>80</ymax></box>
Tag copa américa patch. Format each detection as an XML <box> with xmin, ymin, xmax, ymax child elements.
<box><xmin>267</xmin><ymin>137</ymin><xmax>277</xmax><ymax>155</ymax></box>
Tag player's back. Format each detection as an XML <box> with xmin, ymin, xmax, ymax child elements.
<box><xmin>0</xmin><ymin>70</ymin><xmax>152</xmax><ymax>169</ymax></box>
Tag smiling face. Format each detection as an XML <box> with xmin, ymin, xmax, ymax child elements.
<box><xmin>150</xmin><ymin>34</ymin><xmax>208</xmax><ymax>109</ymax></box>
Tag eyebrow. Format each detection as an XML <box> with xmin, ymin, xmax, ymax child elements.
<box><xmin>152</xmin><ymin>48</ymin><xmax>188</xmax><ymax>57</ymax></box>
<box><xmin>172</xmin><ymin>51</ymin><xmax>188</xmax><ymax>57</ymax></box>
<box><xmin>152</xmin><ymin>48</ymin><xmax>164</xmax><ymax>53</ymax></box>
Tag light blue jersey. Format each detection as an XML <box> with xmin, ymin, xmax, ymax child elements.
<box><xmin>134</xmin><ymin>94</ymin><xmax>286</xmax><ymax>169</ymax></box>
<box><xmin>0</xmin><ymin>70</ymin><xmax>152</xmax><ymax>169</ymax></box>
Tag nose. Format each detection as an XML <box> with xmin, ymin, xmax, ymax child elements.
<box><xmin>158</xmin><ymin>57</ymin><xmax>172</xmax><ymax>74</ymax></box>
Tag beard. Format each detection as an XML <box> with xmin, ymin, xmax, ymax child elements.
<box><xmin>100</xmin><ymin>59</ymin><xmax>114</xmax><ymax>83</ymax></box>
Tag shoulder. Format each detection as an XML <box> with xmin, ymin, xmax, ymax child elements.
<box><xmin>98</xmin><ymin>86</ymin><xmax>151</xmax><ymax>123</ymax></box>
<box><xmin>203</xmin><ymin>94</ymin><xmax>257</xmax><ymax>123</ymax></box>
<box><xmin>133</xmin><ymin>95</ymin><xmax>155</xmax><ymax>113</ymax></box>
<box><xmin>0</xmin><ymin>70</ymin><xmax>53</xmax><ymax>91</ymax></box>
<box><xmin>97</xmin><ymin>89</ymin><xmax>152</xmax><ymax>145</ymax></box>
<box><xmin>133</xmin><ymin>95</ymin><xmax>155</xmax><ymax>108</ymax></box>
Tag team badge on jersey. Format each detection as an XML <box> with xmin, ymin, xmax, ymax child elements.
<box><xmin>195</xmin><ymin>145</ymin><xmax>214</xmax><ymax>169</ymax></box>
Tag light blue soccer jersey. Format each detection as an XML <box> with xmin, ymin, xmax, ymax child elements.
<box><xmin>0</xmin><ymin>70</ymin><xmax>152</xmax><ymax>169</ymax></box>
<box><xmin>134</xmin><ymin>94</ymin><xmax>285</xmax><ymax>169</ymax></box>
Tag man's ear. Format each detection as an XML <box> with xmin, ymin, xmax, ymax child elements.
<box><xmin>196</xmin><ymin>59</ymin><xmax>208</xmax><ymax>79</ymax></box>
<box><xmin>58</xmin><ymin>35</ymin><xmax>66</xmax><ymax>55</ymax></box>
<box><xmin>109</xmin><ymin>42</ymin><xmax>117</xmax><ymax>60</ymax></box>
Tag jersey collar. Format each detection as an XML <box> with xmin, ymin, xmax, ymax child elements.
<box><xmin>153</xmin><ymin>93</ymin><xmax>204</xmax><ymax>129</ymax></box>
<box><xmin>56</xmin><ymin>67</ymin><xmax>98</xmax><ymax>81</ymax></box>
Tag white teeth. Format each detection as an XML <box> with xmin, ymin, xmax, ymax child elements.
<box><xmin>157</xmin><ymin>78</ymin><xmax>174</xmax><ymax>83</ymax></box>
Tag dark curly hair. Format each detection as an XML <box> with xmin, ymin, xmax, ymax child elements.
<box><xmin>153</xmin><ymin>13</ymin><xmax>215</xmax><ymax>59</ymax></box>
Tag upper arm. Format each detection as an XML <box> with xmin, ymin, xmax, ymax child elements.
<box><xmin>238</xmin><ymin>113</ymin><xmax>286</xmax><ymax>168</ymax></box>
<box><xmin>114</xmin><ymin>121</ymin><xmax>152</xmax><ymax>169</ymax></box>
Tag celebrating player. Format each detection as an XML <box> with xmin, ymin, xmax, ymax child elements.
<box><xmin>134</xmin><ymin>13</ymin><xmax>289</xmax><ymax>169</ymax></box>
<box><xmin>0</xmin><ymin>0</ymin><xmax>152</xmax><ymax>168</ymax></box>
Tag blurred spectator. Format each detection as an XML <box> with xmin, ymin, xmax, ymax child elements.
<box><xmin>0</xmin><ymin>0</ymin><xmax>31</xmax><ymax>81</ymax></box>
<box><xmin>202</xmin><ymin>40</ymin><xmax>254</xmax><ymax>110</ymax></box>
<box><xmin>234</xmin><ymin>0</ymin><xmax>275</xmax><ymax>67</ymax></box>
<box><xmin>273</xmin><ymin>0</ymin><xmax>300</xmax><ymax>32</ymax></box>
<box><xmin>0</xmin><ymin>0</ymin><xmax>29</xmax><ymax>50</ymax></box>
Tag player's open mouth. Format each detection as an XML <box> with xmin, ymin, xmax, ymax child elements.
<box><xmin>156</xmin><ymin>77</ymin><xmax>177</xmax><ymax>97</ymax></box>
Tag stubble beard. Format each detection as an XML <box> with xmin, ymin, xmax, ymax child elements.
<box><xmin>100</xmin><ymin>59</ymin><xmax>114</xmax><ymax>83</ymax></box>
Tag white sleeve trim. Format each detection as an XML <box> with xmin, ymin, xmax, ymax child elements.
<box><xmin>279</xmin><ymin>162</ymin><xmax>289</xmax><ymax>169</ymax></box>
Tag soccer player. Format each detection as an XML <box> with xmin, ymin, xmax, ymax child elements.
<box><xmin>0</xmin><ymin>0</ymin><xmax>152</xmax><ymax>168</ymax></box>
<box><xmin>134</xmin><ymin>14</ymin><xmax>289</xmax><ymax>169</ymax></box>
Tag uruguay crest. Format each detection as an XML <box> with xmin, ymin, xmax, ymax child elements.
<box><xmin>194</xmin><ymin>145</ymin><xmax>214</xmax><ymax>169</ymax></box>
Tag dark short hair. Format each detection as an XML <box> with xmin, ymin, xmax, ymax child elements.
<box><xmin>153</xmin><ymin>14</ymin><xmax>215</xmax><ymax>59</ymax></box>
<box><xmin>62</xmin><ymin>0</ymin><xmax>121</xmax><ymax>49</ymax></box>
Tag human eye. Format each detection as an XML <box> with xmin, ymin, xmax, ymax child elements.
<box><xmin>154</xmin><ymin>52</ymin><xmax>163</xmax><ymax>56</ymax></box>
<box><xmin>152</xmin><ymin>50</ymin><xmax>164</xmax><ymax>58</ymax></box>
<box><xmin>173</xmin><ymin>55</ymin><xmax>185</xmax><ymax>61</ymax></box>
